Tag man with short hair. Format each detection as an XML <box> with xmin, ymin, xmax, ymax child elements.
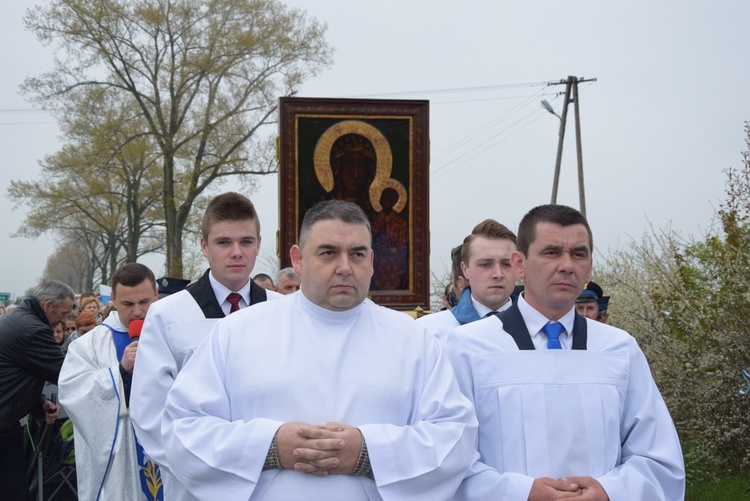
<box><xmin>59</xmin><ymin>263</ymin><xmax>160</xmax><ymax>500</ymax></box>
<box><xmin>163</xmin><ymin>200</ymin><xmax>477</xmax><ymax>500</ymax></box>
<box><xmin>131</xmin><ymin>192</ymin><xmax>280</xmax><ymax>499</ymax></box>
<box><xmin>419</xmin><ymin>219</ymin><xmax>517</xmax><ymax>341</ymax></box>
<box><xmin>0</xmin><ymin>279</ymin><xmax>73</xmax><ymax>497</ymax></box>
<box><xmin>446</xmin><ymin>204</ymin><xmax>685</xmax><ymax>500</ymax></box>
<box><xmin>276</xmin><ymin>266</ymin><xmax>301</xmax><ymax>294</ymax></box>
<box><xmin>253</xmin><ymin>273</ymin><xmax>276</xmax><ymax>291</ymax></box>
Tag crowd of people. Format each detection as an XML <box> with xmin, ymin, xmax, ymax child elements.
<box><xmin>0</xmin><ymin>193</ymin><xmax>686</xmax><ymax>500</ymax></box>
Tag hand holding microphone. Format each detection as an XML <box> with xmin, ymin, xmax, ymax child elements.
<box><xmin>121</xmin><ymin>319</ymin><xmax>144</xmax><ymax>373</ymax></box>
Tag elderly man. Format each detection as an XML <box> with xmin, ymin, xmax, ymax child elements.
<box><xmin>276</xmin><ymin>267</ymin><xmax>301</xmax><ymax>294</ymax></box>
<box><xmin>0</xmin><ymin>280</ymin><xmax>74</xmax><ymax>497</ymax></box>
<box><xmin>163</xmin><ymin>200</ymin><xmax>477</xmax><ymax>500</ymax></box>
<box><xmin>575</xmin><ymin>280</ymin><xmax>604</xmax><ymax>320</ymax></box>
<box><xmin>446</xmin><ymin>204</ymin><xmax>685</xmax><ymax>500</ymax></box>
<box><xmin>60</xmin><ymin>263</ymin><xmax>160</xmax><ymax>500</ymax></box>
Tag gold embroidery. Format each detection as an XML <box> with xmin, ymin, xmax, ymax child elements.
<box><xmin>142</xmin><ymin>460</ymin><xmax>163</xmax><ymax>499</ymax></box>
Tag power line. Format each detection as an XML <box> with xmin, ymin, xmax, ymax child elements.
<box><xmin>347</xmin><ymin>80</ymin><xmax>557</xmax><ymax>99</ymax></box>
<box><xmin>431</xmin><ymin>105</ymin><xmax>549</xmax><ymax>180</ymax></box>
<box><xmin>0</xmin><ymin>108</ymin><xmax>55</xmax><ymax>125</ymax></box>
<box><xmin>430</xmin><ymin>91</ymin><xmax>559</xmax><ymax>106</ymax></box>
<box><xmin>0</xmin><ymin>121</ymin><xmax>57</xmax><ymax>125</ymax></box>
<box><xmin>0</xmin><ymin>108</ymin><xmax>49</xmax><ymax>114</ymax></box>
<box><xmin>432</xmin><ymin>87</ymin><xmax>550</xmax><ymax>162</ymax></box>
<box><xmin>428</xmin><ymin>86</ymin><xmax>583</xmax><ymax>180</ymax></box>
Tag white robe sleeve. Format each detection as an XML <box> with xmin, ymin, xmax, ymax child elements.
<box><xmin>595</xmin><ymin>338</ymin><xmax>685</xmax><ymax>500</ymax></box>
<box><xmin>130</xmin><ymin>300</ymin><xmax>180</xmax><ymax>472</ymax></box>
<box><xmin>163</xmin><ymin>320</ymin><xmax>278</xmax><ymax>500</ymax></box>
<box><xmin>358</xmin><ymin>337</ymin><xmax>477</xmax><ymax>500</ymax></box>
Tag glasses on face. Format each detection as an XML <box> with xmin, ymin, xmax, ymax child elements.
<box><xmin>65</xmin><ymin>327</ymin><xmax>76</xmax><ymax>333</ymax></box>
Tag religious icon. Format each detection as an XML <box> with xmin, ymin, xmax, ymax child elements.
<box><xmin>278</xmin><ymin>98</ymin><xmax>429</xmax><ymax>309</ymax></box>
<box><xmin>312</xmin><ymin>122</ymin><xmax>410</xmax><ymax>291</ymax></box>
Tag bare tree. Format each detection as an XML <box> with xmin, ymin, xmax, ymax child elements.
<box><xmin>9</xmin><ymin>94</ymin><xmax>165</xmax><ymax>278</ymax></box>
<box><xmin>22</xmin><ymin>0</ymin><xmax>332</xmax><ymax>277</ymax></box>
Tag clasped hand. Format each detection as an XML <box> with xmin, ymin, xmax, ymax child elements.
<box><xmin>275</xmin><ymin>421</ymin><xmax>362</xmax><ymax>477</ymax></box>
<box><xmin>529</xmin><ymin>476</ymin><xmax>609</xmax><ymax>500</ymax></box>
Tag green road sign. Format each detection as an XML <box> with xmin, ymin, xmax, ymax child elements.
<box><xmin>0</xmin><ymin>293</ymin><xmax>10</xmax><ymax>302</ymax></box>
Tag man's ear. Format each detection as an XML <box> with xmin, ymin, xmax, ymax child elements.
<box><xmin>290</xmin><ymin>245</ymin><xmax>303</xmax><ymax>275</ymax></box>
<box><xmin>510</xmin><ymin>251</ymin><xmax>526</xmax><ymax>280</ymax></box>
<box><xmin>456</xmin><ymin>275</ymin><xmax>470</xmax><ymax>291</ymax></box>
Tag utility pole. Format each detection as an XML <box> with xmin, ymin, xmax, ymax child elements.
<box><xmin>547</xmin><ymin>75</ymin><xmax>596</xmax><ymax>218</ymax></box>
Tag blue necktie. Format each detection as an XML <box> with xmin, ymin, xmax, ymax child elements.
<box><xmin>543</xmin><ymin>321</ymin><xmax>564</xmax><ymax>350</ymax></box>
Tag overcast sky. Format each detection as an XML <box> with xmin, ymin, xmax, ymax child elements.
<box><xmin>2</xmin><ymin>1</ymin><xmax>748</xmax><ymax>298</ymax></box>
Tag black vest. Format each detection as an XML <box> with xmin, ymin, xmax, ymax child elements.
<box><xmin>497</xmin><ymin>302</ymin><xmax>587</xmax><ymax>350</ymax></box>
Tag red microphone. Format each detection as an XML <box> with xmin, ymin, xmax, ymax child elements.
<box><xmin>129</xmin><ymin>318</ymin><xmax>144</xmax><ymax>341</ymax></box>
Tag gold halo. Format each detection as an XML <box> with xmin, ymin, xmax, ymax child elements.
<box><xmin>313</xmin><ymin>120</ymin><xmax>405</xmax><ymax>212</ymax></box>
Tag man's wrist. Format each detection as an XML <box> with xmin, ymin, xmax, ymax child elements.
<box><xmin>263</xmin><ymin>432</ymin><xmax>282</xmax><ymax>470</ymax></box>
<box><xmin>349</xmin><ymin>428</ymin><xmax>373</xmax><ymax>479</ymax></box>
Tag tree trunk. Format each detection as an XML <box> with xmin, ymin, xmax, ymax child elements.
<box><xmin>163</xmin><ymin>154</ymin><xmax>183</xmax><ymax>277</ymax></box>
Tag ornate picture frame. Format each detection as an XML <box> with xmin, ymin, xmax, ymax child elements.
<box><xmin>278</xmin><ymin>97</ymin><xmax>430</xmax><ymax>310</ymax></box>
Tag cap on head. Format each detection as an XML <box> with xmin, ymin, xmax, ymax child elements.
<box><xmin>598</xmin><ymin>296</ymin><xmax>610</xmax><ymax>314</ymax></box>
<box><xmin>576</xmin><ymin>280</ymin><xmax>603</xmax><ymax>303</ymax></box>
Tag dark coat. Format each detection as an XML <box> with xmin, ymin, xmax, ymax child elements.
<box><xmin>0</xmin><ymin>297</ymin><xmax>65</xmax><ymax>428</ymax></box>
<box><xmin>186</xmin><ymin>269</ymin><xmax>268</xmax><ymax>318</ymax></box>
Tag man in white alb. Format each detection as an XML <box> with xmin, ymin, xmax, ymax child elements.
<box><xmin>163</xmin><ymin>200</ymin><xmax>477</xmax><ymax>500</ymax></box>
<box><xmin>59</xmin><ymin>263</ymin><xmax>159</xmax><ymax>500</ymax></box>
<box><xmin>130</xmin><ymin>192</ymin><xmax>280</xmax><ymax>498</ymax></box>
<box><xmin>445</xmin><ymin>204</ymin><xmax>685</xmax><ymax>500</ymax></box>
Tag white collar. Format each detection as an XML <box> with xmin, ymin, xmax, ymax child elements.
<box><xmin>517</xmin><ymin>292</ymin><xmax>576</xmax><ymax>340</ymax></box>
<box><xmin>297</xmin><ymin>290</ymin><xmax>364</xmax><ymax>324</ymax></box>
<box><xmin>471</xmin><ymin>294</ymin><xmax>512</xmax><ymax>318</ymax></box>
<box><xmin>208</xmin><ymin>271</ymin><xmax>251</xmax><ymax>306</ymax></box>
<box><xmin>102</xmin><ymin>310</ymin><xmax>126</xmax><ymax>332</ymax></box>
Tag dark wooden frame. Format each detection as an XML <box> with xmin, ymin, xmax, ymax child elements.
<box><xmin>278</xmin><ymin>97</ymin><xmax>430</xmax><ymax>310</ymax></box>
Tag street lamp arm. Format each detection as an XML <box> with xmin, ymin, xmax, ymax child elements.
<box><xmin>541</xmin><ymin>100</ymin><xmax>562</xmax><ymax>121</ymax></box>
